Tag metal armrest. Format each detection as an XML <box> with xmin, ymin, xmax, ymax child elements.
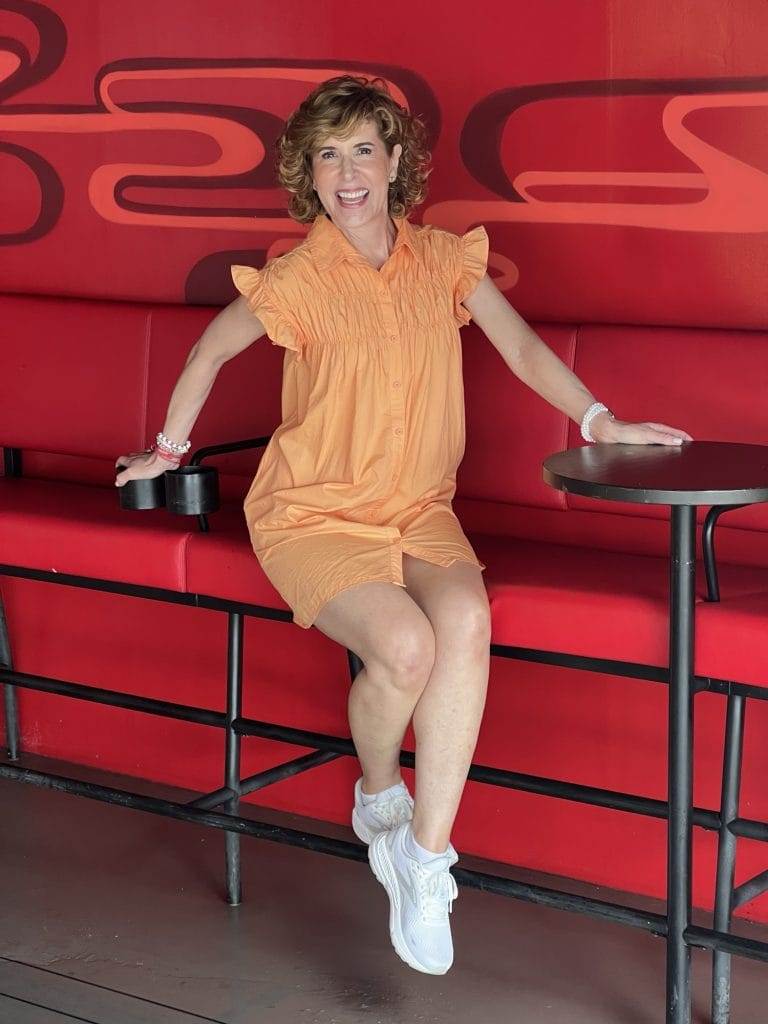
<box><xmin>189</xmin><ymin>436</ymin><xmax>272</xmax><ymax>466</ymax></box>
<box><xmin>188</xmin><ymin>435</ymin><xmax>273</xmax><ymax>533</ymax></box>
<box><xmin>702</xmin><ymin>504</ymin><xmax>749</xmax><ymax>602</ymax></box>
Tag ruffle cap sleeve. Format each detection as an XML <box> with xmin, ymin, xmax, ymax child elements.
<box><xmin>453</xmin><ymin>225</ymin><xmax>489</xmax><ymax>327</ymax></box>
<box><xmin>230</xmin><ymin>262</ymin><xmax>306</xmax><ymax>361</ymax></box>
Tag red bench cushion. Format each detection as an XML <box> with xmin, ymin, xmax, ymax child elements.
<box><xmin>185</xmin><ymin>510</ymin><xmax>768</xmax><ymax>679</ymax></box>
<box><xmin>3</xmin><ymin>475</ymin><xmax>767</xmax><ymax>685</ymax></box>
<box><xmin>184</xmin><ymin>503</ymin><xmax>293</xmax><ymax>614</ymax></box>
<box><xmin>697</xmin><ymin>591</ymin><xmax>768</xmax><ymax>688</ymax></box>
<box><xmin>474</xmin><ymin>534</ymin><xmax>768</xmax><ymax>674</ymax></box>
<box><xmin>0</xmin><ymin>478</ymin><xmax>192</xmax><ymax>591</ymax></box>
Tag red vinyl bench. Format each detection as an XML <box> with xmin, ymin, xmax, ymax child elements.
<box><xmin>2</xmin><ymin>291</ymin><xmax>768</xmax><ymax>1023</ymax></box>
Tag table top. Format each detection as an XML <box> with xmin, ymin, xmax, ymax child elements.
<box><xmin>542</xmin><ymin>440</ymin><xmax>768</xmax><ymax>506</ymax></box>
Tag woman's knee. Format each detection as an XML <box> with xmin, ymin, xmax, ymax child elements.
<box><xmin>435</xmin><ymin>593</ymin><xmax>492</xmax><ymax>649</ymax></box>
<box><xmin>369</xmin><ymin>616</ymin><xmax>436</xmax><ymax>694</ymax></box>
<box><xmin>311</xmin><ymin>579</ymin><xmax>436</xmax><ymax>692</ymax></box>
<box><xmin>465</xmin><ymin>597</ymin><xmax>492</xmax><ymax>646</ymax></box>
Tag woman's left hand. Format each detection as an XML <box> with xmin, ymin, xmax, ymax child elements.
<box><xmin>592</xmin><ymin>413</ymin><xmax>694</xmax><ymax>446</ymax></box>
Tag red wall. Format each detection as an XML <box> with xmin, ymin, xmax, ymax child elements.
<box><xmin>2</xmin><ymin>0</ymin><xmax>768</xmax><ymax>923</ymax></box>
<box><xmin>2</xmin><ymin>0</ymin><xmax>766</xmax><ymax>328</ymax></box>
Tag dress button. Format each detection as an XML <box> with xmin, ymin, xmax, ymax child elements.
<box><xmin>394</xmin><ymin>427</ymin><xmax>403</xmax><ymax>436</ymax></box>
<box><xmin>392</xmin><ymin>380</ymin><xmax>401</xmax><ymax>388</ymax></box>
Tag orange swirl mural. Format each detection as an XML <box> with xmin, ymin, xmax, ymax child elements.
<box><xmin>0</xmin><ymin>0</ymin><xmax>766</xmax><ymax>323</ymax></box>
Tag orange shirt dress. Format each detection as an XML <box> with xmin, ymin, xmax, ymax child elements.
<box><xmin>230</xmin><ymin>212</ymin><xmax>489</xmax><ymax>630</ymax></box>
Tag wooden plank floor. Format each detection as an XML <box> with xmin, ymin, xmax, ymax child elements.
<box><xmin>0</xmin><ymin>957</ymin><xmax>225</xmax><ymax>1023</ymax></box>
<box><xmin>1</xmin><ymin>752</ymin><xmax>767</xmax><ymax>1023</ymax></box>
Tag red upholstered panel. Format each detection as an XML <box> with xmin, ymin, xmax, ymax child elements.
<box><xmin>482</xmin><ymin>536</ymin><xmax>675</xmax><ymax>665</ymax></box>
<box><xmin>697</xmin><ymin>591</ymin><xmax>768</xmax><ymax>688</ymax></box>
<box><xmin>568</xmin><ymin>324</ymin><xmax>768</xmax><ymax>530</ymax></box>
<box><xmin>457</xmin><ymin>495</ymin><xmax>679</xmax><ymax>553</ymax></box>
<box><xmin>185</xmin><ymin>504</ymin><xmax>292</xmax><ymax>614</ymax></box>
<box><xmin>0</xmin><ymin>295</ymin><xmax>150</xmax><ymax>459</ymax></box>
<box><xmin>474</xmin><ymin>532</ymin><xmax>768</xmax><ymax>669</ymax></box>
<box><xmin>0</xmin><ymin>478</ymin><xmax>191</xmax><ymax>591</ymax></box>
<box><xmin>185</xmin><ymin>514</ymin><xmax>768</xmax><ymax>677</ymax></box>
<box><xmin>457</xmin><ymin>323</ymin><xmax>574</xmax><ymax>510</ymax></box>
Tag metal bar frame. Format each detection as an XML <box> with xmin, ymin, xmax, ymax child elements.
<box><xmin>711</xmin><ymin>695</ymin><xmax>746</xmax><ymax>1024</ymax></box>
<box><xmin>702</xmin><ymin>504</ymin><xmax>749</xmax><ymax>604</ymax></box>
<box><xmin>666</xmin><ymin>504</ymin><xmax>695</xmax><ymax>1023</ymax></box>
<box><xmin>1</xmin><ymin>469</ymin><xmax>766</xmax><ymax>1022</ymax></box>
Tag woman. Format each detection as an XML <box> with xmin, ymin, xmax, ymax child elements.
<box><xmin>115</xmin><ymin>75</ymin><xmax>692</xmax><ymax>976</ymax></box>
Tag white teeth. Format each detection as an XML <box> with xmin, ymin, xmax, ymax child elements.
<box><xmin>337</xmin><ymin>190</ymin><xmax>368</xmax><ymax>199</ymax></box>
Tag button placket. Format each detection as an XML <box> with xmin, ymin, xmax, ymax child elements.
<box><xmin>379</xmin><ymin>287</ymin><xmax>405</xmax><ymax>491</ymax></box>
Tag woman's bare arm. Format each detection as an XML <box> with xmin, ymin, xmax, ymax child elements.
<box><xmin>464</xmin><ymin>274</ymin><xmax>692</xmax><ymax>446</ymax></box>
<box><xmin>194</xmin><ymin>295</ymin><xmax>267</xmax><ymax>368</ymax></box>
<box><xmin>158</xmin><ymin>297</ymin><xmax>267</xmax><ymax>444</ymax></box>
<box><xmin>115</xmin><ymin>296</ymin><xmax>267</xmax><ymax>483</ymax></box>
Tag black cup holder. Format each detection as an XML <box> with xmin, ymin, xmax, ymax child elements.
<box><xmin>117</xmin><ymin>471</ymin><xmax>167</xmax><ymax>511</ymax></box>
<box><xmin>117</xmin><ymin>465</ymin><xmax>220</xmax><ymax>516</ymax></box>
<box><xmin>164</xmin><ymin>465</ymin><xmax>220</xmax><ymax>515</ymax></box>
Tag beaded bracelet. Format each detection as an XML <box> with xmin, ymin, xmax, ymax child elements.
<box><xmin>142</xmin><ymin>444</ymin><xmax>181</xmax><ymax>464</ymax></box>
<box><xmin>153</xmin><ymin>446</ymin><xmax>182</xmax><ymax>464</ymax></box>
<box><xmin>156</xmin><ymin>431</ymin><xmax>191</xmax><ymax>455</ymax></box>
<box><xmin>581</xmin><ymin>401</ymin><xmax>614</xmax><ymax>443</ymax></box>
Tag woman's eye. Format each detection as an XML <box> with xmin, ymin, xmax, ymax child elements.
<box><xmin>320</xmin><ymin>147</ymin><xmax>372</xmax><ymax>159</ymax></box>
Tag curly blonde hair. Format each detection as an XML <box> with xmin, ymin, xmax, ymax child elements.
<box><xmin>276</xmin><ymin>75</ymin><xmax>432</xmax><ymax>223</ymax></box>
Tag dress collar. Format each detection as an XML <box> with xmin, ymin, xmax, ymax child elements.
<box><xmin>307</xmin><ymin>211</ymin><xmax>419</xmax><ymax>272</ymax></box>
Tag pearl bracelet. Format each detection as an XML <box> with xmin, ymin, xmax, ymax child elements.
<box><xmin>581</xmin><ymin>401</ymin><xmax>614</xmax><ymax>443</ymax></box>
<box><xmin>156</xmin><ymin>431</ymin><xmax>191</xmax><ymax>455</ymax></box>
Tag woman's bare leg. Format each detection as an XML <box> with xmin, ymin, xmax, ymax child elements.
<box><xmin>312</xmin><ymin>558</ymin><xmax>491</xmax><ymax>849</ymax></box>
<box><xmin>402</xmin><ymin>556</ymin><xmax>492</xmax><ymax>853</ymax></box>
<box><xmin>312</xmin><ymin>580</ymin><xmax>436</xmax><ymax>794</ymax></box>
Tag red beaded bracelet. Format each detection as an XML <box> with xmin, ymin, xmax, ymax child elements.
<box><xmin>151</xmin><ymin>445</ymin><xmax>182</xmax><ymax>464</ymax></box>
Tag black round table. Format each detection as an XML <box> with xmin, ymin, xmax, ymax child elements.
<box><xmin>542</xmin><ymin>440</ymin><xmax>768</xmax><ymax>1024</ymax></box>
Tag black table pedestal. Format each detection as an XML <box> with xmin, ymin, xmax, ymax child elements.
<box><xmin>667</xmin><ymin>505</ymin><xmax>696</xmax><ymax>1024</ymax></box>
<box><xmin>542</xmin><ymin>441</ymin><xmax>768</xmax><ymax>1024</ymax></box>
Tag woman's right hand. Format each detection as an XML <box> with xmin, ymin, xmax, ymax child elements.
<box><xmin>114</xmin><ymin>450</ymin><xmax>173</xmax><ymax>487</ymax></box>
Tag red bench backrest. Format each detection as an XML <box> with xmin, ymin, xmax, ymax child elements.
<box><xmin>3</xmin><ymin>293</ymin><xmax>768</xmax><ymax>565</ymax></box>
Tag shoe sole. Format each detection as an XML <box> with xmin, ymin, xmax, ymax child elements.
<box><xmin>368</xmin><ymin>832</ymin><xmax>452</xmax><ymax>976</ymax></box>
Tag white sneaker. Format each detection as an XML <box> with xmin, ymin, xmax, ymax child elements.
<box><xmin>351</xmin><ymin>777</ymin><xmax>414</xmax><ymax>844</ymax></box>
<box><xmin>368</xmin><ymin>821</ymin><xmax>459</xmax><ymax>975</ymax></box>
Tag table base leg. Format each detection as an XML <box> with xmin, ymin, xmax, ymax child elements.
<box><xmin>667</xmin><ymin>504</ymin><xmax>696</xmax><ymax>1024</ymax></box>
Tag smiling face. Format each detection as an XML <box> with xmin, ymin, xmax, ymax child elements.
<box><xmin>310</xmin><ymin>117</ymin><xmax>402</xmax><ymax>228</ymax></box>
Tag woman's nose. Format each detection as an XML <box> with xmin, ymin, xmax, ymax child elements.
<box><xmin>340</xmin><ymin>154</ymin><xmax>367</xmax><ymax>175</ymax></box>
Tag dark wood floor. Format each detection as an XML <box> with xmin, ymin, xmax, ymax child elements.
<box><xmin>1</xmin><ymin>753</ymin><xmax>766</xmax><ymax>1023</ymax></box>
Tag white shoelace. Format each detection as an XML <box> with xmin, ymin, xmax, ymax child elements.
<box><xmin>416</xmin><ymin>862</ymin><xmax>459</xmax><ymax>923</ymax></box>
<box><xmin>369</xmin><ymin>793</ymin><xmax>413</xmax><ymax>829</ymax></box>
